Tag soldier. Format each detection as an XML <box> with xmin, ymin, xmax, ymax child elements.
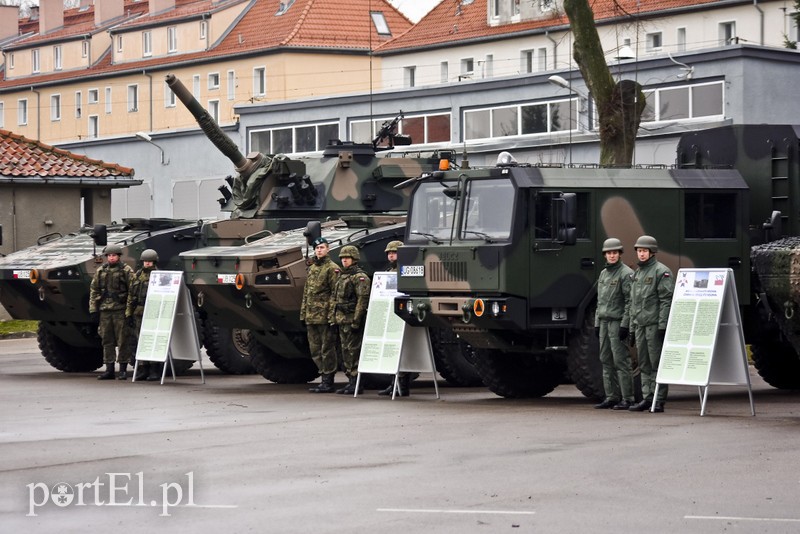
<box><xmin>329</xmin><ymin>245</ymin><xmax>371</xmax><ymax>395</ymax></box>
<box><xmin>593</xmin><ymin>238</ymin><xmax>634</xmax><ymax>410</ymax></box>
<box><xmin>126</xmin><ymin>249</ymin><xmax>161</xmax><ymax>381</ymax></box>
<box><xmin>89</xmin><ymin>244</ymin><xmax>134</xmax><ymax>380</ymax></box>
<box><xmin>628</xmin><ymin>235</ymin><xmax>674</xmax><ymax>413</ymax></box>
<box><xmin>378</xmin><ymin>240</ymin><xmax>411</xmax><ymax>397</ymax></box>
<box><xmin>300</xmin><ymin>237</ymin><xmax>340</xmax><ymax>393</ymax></box>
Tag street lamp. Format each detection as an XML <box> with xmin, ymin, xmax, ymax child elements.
<box><xmin>135</xmin><ymin>131</ymin><xmax>169</xmax><ymax>165</ymax></box>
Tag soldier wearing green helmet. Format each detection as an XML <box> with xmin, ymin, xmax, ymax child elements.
<box><xmin>378</xmin><ymin>240</ymin><xmax>412</xmax><ymax>397</ymax></box>
<box><xmin>593</xmin><ymin>237</ymin><xmax>635</xmax><ymax>410</ymax></box>
<box><xmin>89</xmin><ymin>243</ymin><xmax>134</xmax><ymax>380</ymax></box>
<box><xmin>628</xmin><ymin>235</ymin><xmax>674</xmax><ymax>413</ymax></box>
<box><xmin>329</xmin><ymin>244</ymin><xmax>371</xmax><ymax>395</ymax></box>
<box><xmin>127</xmin><ymin>249</ymin><xmax>161</xmax><ymax>381</ymax></box>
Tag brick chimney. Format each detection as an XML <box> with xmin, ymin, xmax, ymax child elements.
<box><xmin>95</xmin><ymin>0</ymin><xmax>124</xmax><ymax>26</ymax></box>
<box><xmin>39</xmin><ymin>0</ymin><xmax>64</xmax><ymax>34</ymax></box>
<box><xmin>0</xmin><ymin>5</ymin><xmax>19</xmax><ymax>41</ymax></box>
<box><xmin>150</xmin><ymin>0</ymin><xmax>177</xmax><ymax>16</ymax></box>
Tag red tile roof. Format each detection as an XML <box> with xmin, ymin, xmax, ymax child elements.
<box><xmin>0</xmin><ymin>129</ymin><xmax>135</xmax><ymax>179</ymax></box>
<box><xmin>376</xmin><ymin>0</ymin><xmax>726</xmax><ymax>53</ymax></box>
<box><xmin>114</xmin><ymin>0</ymin><xmax>247</xmax><ymax>31</ymax></box>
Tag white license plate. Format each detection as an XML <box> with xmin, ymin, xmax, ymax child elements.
<box><xmin>217</xmin><ymin>274</ymin><xmax>236</xmax><ymax>284</ymax></box>
<box><xmin>400</xmin><ymin>265</ymin><xmax>425</xmax><ymax>277</ymax></box>
<box><xmin>13</xmin><ymin>270</ymin><xmax>31</xmax><ymax>280</ymax></box>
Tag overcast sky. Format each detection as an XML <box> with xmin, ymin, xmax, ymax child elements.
<box><xmin>387</xmin><ymin>0</ymin><xmax>443</xmax><ymax>23</ymax></box>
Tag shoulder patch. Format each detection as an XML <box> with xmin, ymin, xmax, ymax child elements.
<box><xmin>662</xmin><ymin>272</ymin><xmax>670</xmax><ymax>278</ymax></box>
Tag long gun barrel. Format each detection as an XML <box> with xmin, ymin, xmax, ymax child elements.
<box><xmin>166</xmin><ymin>73</ymin><xmax>261</xmax><ymax>177</ymax></box>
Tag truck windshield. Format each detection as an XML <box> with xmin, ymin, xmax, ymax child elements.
<box><xmin>407</xmin><ymin>181</ymin><xmax>459</xmax><ymax>243</ymax></box>
<box><xmin>460</xmin><ymin>180</ymin><xmax>515</xmax><ymax>241</ymax></box>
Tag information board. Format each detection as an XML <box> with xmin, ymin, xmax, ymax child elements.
<box><xmin>133</xmin><ymin>270</ymin><xmax>204</xmax><ymax>384</ymax></box>
<box><xmin>655</xmin><ymin>268</ymin><xmax>753</xmax><ymax>415</ymax></box>
<box><xmin>356</xmin><ymin>272</ymin><xmax>438</xmax><ymax>399</ymax></box>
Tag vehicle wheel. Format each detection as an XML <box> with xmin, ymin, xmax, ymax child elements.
<box><xmin>430</xmin><ymin>328</ymin><xmax>483</xmax><ymax>387</ymax></box>
<box><xmin>750</xmin><ymin>335</ymin><xmax>800</xmax><ymax>389</ymax></box>
<box><xmin>471</xmin><ymin>348</ymin><xmax>563</xmax><ymax>398</ymax></box>
<box><xmin>202</xmin><ymin>319</ymin><xmax>256</xmax><ymax>375</ymax></box>
<box><xmin>566</xmin><ymin>307</ymin><xmax>605</xmax><ymax>400</ymax></box>
<box><xmin>247</xmin><ymin>336</ymin><xmax>319</xmax><ymax>384</ymax></box>
<box><xmin>38</xmin><ymin>323</ymin><xmax>103</xmax><ymax>372</ymax></box>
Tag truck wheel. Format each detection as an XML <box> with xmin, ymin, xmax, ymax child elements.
<box><xmin>201</xmin><ymin>319</ymin><xmax>256</xmax><ymax>375</ymax></box>
<box><xmin>751</xmin><ymin>337</ymin><xmax>800</xmax><ymax>389</ymax></box>
<box><xmin>247</xmin><ymin>336</ymin><xmax>319</xmax><ymax>384</ymax></box>
<box><xmin>37</xmin><ymin>323</ymin><xmax>103</xmax><ymax>372</ymax></box>
<box><xmin>472</xmin><ymin>348</ymin><xmax>563</xmax><ymax>398</ymax></box>
<box><xmin>430</xmin><ymin>328</ymin><xmax>483</xmax><ymax>387</ymax></box>
<box><xmin>566</xmin><ymin>308</ymin><xmax>605</xmax><ymax>400</ymax></box>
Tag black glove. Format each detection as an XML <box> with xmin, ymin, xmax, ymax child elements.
<box><xmin>594</xmin><ymin>327</ymin><xmax>600</xmax><ymax>339</ymax></box>
<box><xmin>618</xmin><ymin>327</ymin><xmax>629</xmax><ymax>341</ymax></box>
<box><xmin>89</xmin><ymin>311</ymin><xmax>99</xmax><ymax>323</ymax></box>
<box><xmin>657</xmin><ymin>329</ymin><xmax>666</xmax><ymax>343</ymax></box>
<box><xmin>629</xmin><ymin>332</ymin><xmax>635</xmax><ymax>346</ymax></box>
<box><xmin>126</xmin><ymin>315</ymin><xmax>135</xmax><ymax>328</ymax></box>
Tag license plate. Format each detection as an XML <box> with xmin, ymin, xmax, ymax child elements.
<box><xmin>400</xmin><ymin>265</ymin><xmax>424</xmax><ymax>277</ymax></box>
<box><xmin>13</xmin><ymin>270</ymin><xmax>31</xmax><ymax>280</ymax></box>
<box><xmin>552</xmin><ymin>308</ymin><xmax>567</xmax><ymax>321</ymax></box>
<box><xmin>217</xmin><ymin>274</ymin><xmax>236</xmax><ymax>284</ymax></box>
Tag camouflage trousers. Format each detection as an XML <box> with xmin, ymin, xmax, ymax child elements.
<box><xmin>99</xmin><ymin>309</ymin><xmax>132</xmax><ymax>364</ymax></box>
<box><xmin>634</xmin><ymin>323</ymin><xmax>668</xmax><ymax>403</ymax></box>
<box><xmin>598</xmin><ymin>319</ymin><xmax>634</xmax><ymax>402</ymax></box>
<box><xmin>338</xmin><ymin>323</ymin><xmax>364</xmax><ymax>377</ymax></box>
<box><xmin>306</xmin><ymin>323</ymin><xmax>338</xmax><ymax>375</ymax></box>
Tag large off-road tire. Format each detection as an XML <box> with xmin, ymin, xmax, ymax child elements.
<box><xmin>750</xmin><ymin>335</ymin><xmax>800</xmax><ymax>389</ymax></box>
<box><xmin>247</xmin><ymin>336</ymin><xmax>319</xmax><ymax>384</ymax></box>
<box><xmin>37</xmin><ymin>323</ymin><xmax>103</xmax><ymax>372</ymax></box>
<box><xmin>201</xmin><ymin>319</ymin><xmax>256</xmax><ymax>375</ymax></box>
<box><xmin>566</xmin><ymin>308</ymin><xmax>605</xmax><ymax>400</ymax></box>
<box><xmin>471</xmin><ymin>348</ymin><xmax>564</xmax><ymax>398</ymax></box>
<box><xmin>430</xmin><ymin>328</ymin><xmax>483</xmax><ymax>387</ymax></box>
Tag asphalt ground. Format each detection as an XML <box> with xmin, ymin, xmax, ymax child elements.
<box><xmin>1</xmin><ymin>337</ymin><xmax>799</xmax><ymax>533</ymax></box>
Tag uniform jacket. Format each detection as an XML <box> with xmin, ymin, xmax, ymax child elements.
<box><xmin>126</xmin><ymin>266</ymin><xmax>153</xmax><ymax>318</ymax></box>
<box><xmin>629</xmin><ymin>256</ymin><xmax>674</xmax><ymax>329</ymax></box>
<box><xmin>89</xmin><ymin>262</ymin><xmax>134</xmax><ymax>313</ymax></box>
<box><xmin>329</xmin><ymin>265</ymin><xmax>371</xmax><ymax>326</ymax></box>
<box><xmin>300</xmin><ymin>256</ymin><xmax>339</xmax><ymax>324</ymax></box>
<box><xmin>595</xmin><ymin>260</ymin><xmax>633</xmax><ymax>327</ymax></box>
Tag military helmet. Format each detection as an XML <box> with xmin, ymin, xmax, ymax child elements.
<box><xmin>602</xmin><ymin>238</ymin><xmax>623</xmax><ymax>253</ymax></box>
<box><xmin>385</xmin><ymin>240</ymin><xmax>404</xmax><ymax>253</ymax></box>
<box><xmin>104</xmin><ymin>244</ymin><xmax>123</xmax><ymax>255</ymax></box>
<box><xmin>339</xmin><ymin>245</ymin><xmax>360</xmax><ymax>261</ymax></box>
<box><xmin>634</xmin><ymin>235</ymin><xmax>658</xmax><ymax>253</ymax></box>
<box><xmin>141</xmin><ymin>249</ymin><xmax>159</xmax><ymax>262</ymax></box>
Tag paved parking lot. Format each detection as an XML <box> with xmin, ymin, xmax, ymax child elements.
<box><xmin>1</xmin><ymin>337</ymin><xmax>799</xmax><ymax>533</ymax></box>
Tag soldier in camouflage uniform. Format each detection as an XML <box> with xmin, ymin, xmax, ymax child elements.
<box><xmin>301</xmin><ymin>237</ymin><xmax>340</xmax><ymax>393</ymax></box>
<box><xmin>329</xmin><ymin>245</ymin><xmax>371</xmax><ymax>395</ymax></box>
<box><xmin>628</xmin><ymin>235</ymin><xmax>674</xmax><ymax>413</ymax></box>
<box><xmin>89</xmin><ymin>244</ymin><xmax>135</xmax><ymax>380</ymax></box>
<box><xmin>378</xmin><ymin>240</ymin><xmax>411</xmax><ymax>397</ymax></box>
<box><xmin>126</xmin><ymin>249</ymin><xmax>161</xmax><ymax>381</ymax></box>
<box><xmin>593</xmin><ymin>238</ymin><xmax>635</xmax><ymax>410</ymax></box>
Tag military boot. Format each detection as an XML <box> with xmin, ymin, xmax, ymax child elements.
<box><xmin>398</xmin><ymin>374</ymin><xmax>411</xmax><ymax>397</ymax></box>
<box><xmin>336</xmin><ymin>375</ymin><xmax>363</xmax><ymax>395</ymax></box>
<box><xmin>147</xmin><ymin>363</ymin><xmax>162</xmax><ymax>381</ymax></box>
<box><xmin>117</xmin><ymin>363</ymin><xmax>129</xmax><ymax>380</ymax></box>
<box><xmin>97</xmin><ymin>363</ymin><xmax>115</xmax><ymax>380</ymax></box>
<box><xmin>377</xmin><ymin>380</ymin><xmax>396</xmax><ymax>396</ymax></box>
<box><xmin>134</xmin><ymin>362</ymin><xmax>148</xmax><ymax>381</ymax></box>
<box><xmin>309</xmin><ymin>373</ymin><xmax>336</xmax><ymax>393</ymax></box>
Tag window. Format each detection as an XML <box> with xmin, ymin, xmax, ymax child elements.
<box><xmin>50</xmin><ymin>94</ymin><xmax>61</xmax><ymax>121</ymax></box>
<box><xmin>483</xmin><ymin>55</ymin><xmax>494</xmax><ymax>78</ymax></box>
<box><xmin>490</xmin><ymin>0</ymin><xmax>500</xmax><ymax>18</ymax></box>
<box><xmin>143</xmin><ymin>31</ymin><xmax>152</xmax><ymax>57</ymax></box>
<box><xmin>192</xmin><ymin>75</ymin><xmax>201</xmax><ymax>98</ymax></box>
<box><xmin>641</xmin><ymin>81</ymin><xmax>724</xmax><ymax>122</ymax></box>
<box><xmin>464</xmin><ymin>99</ymin><xmax>578</xmax><ymax>141</ymax></box>
<box><xmin>227</xmin><ymin>70</ymin><xmax>236</xmax><ymax>100</ymax></box>
<box><xmin>81</xmin><ymin>41</ymin><xmax>89</xmax><ymax>58</ymax></box>
<box><xmin>677</xmin><ymin>28</ymin><xmax>686</xmax><ymax>52</ymax></box>
<box><xmin>408</xmin><ymin>181</ymin><xmax>458</xmax><ymax>243</ymax></box>
<box><xmin>460</xmin><ymin>58</ymin><xmax>474</xmax><ymax>79</ymax></box>
<box><xmin>200</xmin><ymin>20</ymin><xmax>207</xmax><ymax>40</ymax></box>
<box><xmin>350</xmin><ymin>113</ymin><xmax>451</xmax><ymax>145</ymax></box>
<box><xmin>249</xmin><ymin>121</ymin><xmax>340</xmax><ymax>154</ymax></box>
<box><xmin>88</xmin><ymin>115</ymin><xmax>99</xmax><ymax>138</ymax></box>
<box><xmin>719</xmin><ymin>21</ymin><xmax>736</xmax><ymax>46</ymax></box>
<box><xmin>105</xmin><ymin>87</ymin><xmax>112</xmax><ymax>114</ymax></box>
<box><xmin>540</xmin><ymin>0</ymin><xmax>555</xmax><ymax>12</ymax></box>
<box><xmin>511</xmin><ymin>0</ymin><xmax>521</xmax><ymax>17</ymax></box>
<box><xmin>208</xmin><ymin>99</ymin><xmax>219</xmax><ymax>123</ymax></box>
<box><xmin>440</xmin><ymin>61</ymin><xmax>448</xmax><ymax>83</ymax></box>
<box><xmin>127</xmin><ymin>85</ymin><xmax>138</xmax><ymax>112</ymax></box>
<box><xmin>461</xmin><ymin>180</ymin><xmax>515</xmax><ymax>240</ymax></box>
<box><xmin>370</xmin><ymin>12</ymin><xmax>390</xmax><ymax>35</ymax></box>
<box><xmin>537</xmin><ymin>47</ymin><xmax>548</xmax><ymax>71</ymax></box>
<box><xmin>9</xmin><ymin>52</ymin><xmax>14</xmax><ymax>69</ymax></box>
<box><xmin>685</xmin><ymin>193</ymin><xmax>737</xmax><ymax>239</ymax></box>
<box><xmin>32</xmin><ymin>49</ymin><xmax>40</xmax><ymax>73</ymax></box>
<box><xmin>253</xmin><ymin>67</ymin><xmax>266</xmax><ymax>96</ymax></box>
<box><xmin>535</xmin><ymin>192</ymin><xmax>590</xmax><ymax>240</ymax></box>
<box><xmin>0</xmin><ymin>102</ymin><xmax>4</xmax><ymax>128</ymax></box>
<box><xmin>54</xmin><ymin>45</ymin><xmax>62</xmax><ymax>71</ymax></box>
<box><xmin>404</xmin><ymin>66</ymin><xmax>416</xmax><ymax>88</ymax></box>
<box><xmin>117</xmin><ymin>35</ymin><xmax>123</xmax><ymax>53</ymax></box>
<box><xmin>646</xmin><ymin>32</ymin><xmax>662</xmax><ymax>52</ymax></box>
<box><xmin>522</xmin><ymin>50</ymin><xmax>534</xmax><ymax>73</ymax></box>
<box><xmin>208</xmin><ymin>72</ymin><xmax>220</xmax><ymax>90</ymax></box>
<box><xmin>75</xmin><ymin>91</ymin><xmax>82</xmax><ymax>118</ymax></box>
<box><xmin>168</xmin><ymin>26</ymin><xmax>177</xmax><ymax>53</ymax></box>
<box><xmin>164</xmin><ymin>82</ymin><xmax>176</xmax><ymax>107</ymax></box>
<box><xmin>88</xmin><ymin>88</ymin><xmax>99</xmax><ymax>104</ymax></box>
<box><xmin>18</xmin><ymin>99</ymin><xmax>28</xmax><ymax>125</ymax></box>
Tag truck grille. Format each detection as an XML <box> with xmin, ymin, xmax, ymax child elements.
<box><xmin>428</xmin><ymin>261</ymin><xmax>467</xmax><ymax>282</ymax></box>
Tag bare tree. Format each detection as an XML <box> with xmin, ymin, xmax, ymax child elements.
<box><xmin>563</xmin><ymin>0</ymin><xmax>646</xmax><ymax>166</ymax></box>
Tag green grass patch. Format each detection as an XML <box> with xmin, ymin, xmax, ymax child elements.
<box><xmin>0</xmin><ymin>320</ymin><xmax>38</xmax><ymax>336</ymax></box>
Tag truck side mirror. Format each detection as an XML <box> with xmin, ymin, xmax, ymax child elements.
<box><xmin>90</xmin><ymin>224</ymin><xmax>107</xmax><ymax>247</ymax></box>
<box><xmin>303</xmin><ymin>220</ymin><xmax>321</xmax><ymax>246</ymax></box>
<box><xmin>556</xmin><ymin>193</ymin><xmax>577</xmax><ymax>246</ymax></box>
